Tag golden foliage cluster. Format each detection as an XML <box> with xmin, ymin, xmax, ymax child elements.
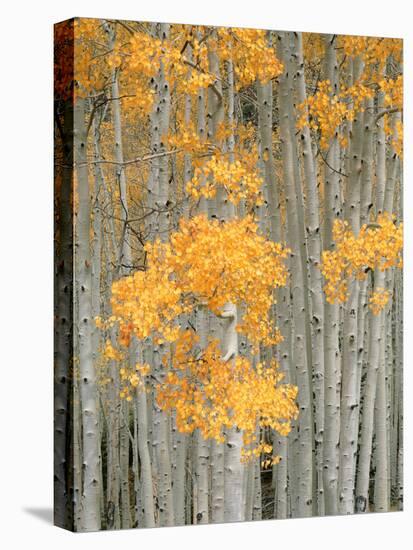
<box><xmin>298</xmin><ymin>80</ymin><xmax>375</xmax><ymax>150</ymax></box>
<box><xmin>98</xmin><ymin>214</ymin><xmax>294</xmax><ymax>457</ymax></box>
<box><xmin>187</xmin><ymin>155</ymin><xmax>264</xmax><ymax>205</ymax></box>
<box><xmin>109</xmin><ymin>214</ymin><xmax>289</xmax><ymax>346</ymax></box>
<box><xmin>298</xmin><ymin>36</ymin><xmax>403</xmax><ymax>154</ymax></box>
<box><xmin>321</xmin><ymin>213</ymin><xmax>403</xmax><ymax>311</ymax></box>
<box><xmin>73</xmin><ymin>20</ymin><xmax>284</xmax><ymax>115</ymax></box>
<box><xmin>157</xmin><ymin>335</ymin><xmax>298</xmax><ymax>462</ymax></box>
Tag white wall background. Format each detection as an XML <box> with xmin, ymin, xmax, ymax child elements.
<box><xmin>0</xmin><ymin>0</ymin><xmax>410</xmax><ymax>547</ymax></box>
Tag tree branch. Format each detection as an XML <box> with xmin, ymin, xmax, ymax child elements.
<box><xmin>375</xmin><ymin>108</ymin><xmax>401</xmax><ymax>124</ymax></box>
<box><xmin>183</xmin><ymin>59</ymin><xmax>223</xmax><ymax>102</ymax></box>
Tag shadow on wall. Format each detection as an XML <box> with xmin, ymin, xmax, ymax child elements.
<box><xmin>23</xmin><ymin>507</ymin><xmax>53</xmax><ymax>525</ymax></box>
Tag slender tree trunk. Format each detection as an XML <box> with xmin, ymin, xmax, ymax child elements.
<box><xmin>252</xmin><ymin>458</ymin><xmax>262</xmax><ymax>520</ymax></box>
<box><xmin>396</xmin><ymin>269</ymin><xmax>403</xmax><ymax>510</ymax></box>
<box><xmin>92</xmin><ymin>114</ymin><xmax>105</xmax><ymax>525</ymax></box>
<box><xmin>256</xmin><ymin>79</ymin><xmax>281</xmax><ymax>242</ymax></box>
<box><xmin>294</xmin><ymin>32</ymin><xmax>325</xmax><ymax>515</ymax></box>
<box><xmin>102</xmin><ymin>232</ymin><xmax>121</xmax><ymax>530</ymax></box>
<box><xmin>374</xmin><ymin>322</ymin><xmax>389</xmax><ymax>512</ymax></box>
<box><xmin>108</xmin><ymin>30</ymin><xmax>133</xmax><ymax>527</ymax></box>
<box><xmin>375</xmin><ymin>83</ymin><xmax>386</xmax><ymax>215</ymax></box>
<box><xmin>356</xmin><ymin>104</ymin><xmax>400</xmax><ymax>511</ymax></box>
<box><xmin>222</xmin><ymin>304</ymin><xmax>244</xmax><ymax>523</ymax></box>
<box><xmin>277</xmin><ymin>31</ymin><xmax>313</xmax><ymax>518</ymax></box>
<box><xmin>119</xmin><ymin>400</ymin><xmax>131</xmax><ymax>528</ymax></box>
<box><xmin>338</xmin><ymin>56</ymin><xmax>364</xmax><ymax>515</ymax></box>
<box><xmin>172</xmin><ymin>413</ymin><xmax>187</xmax><ymax>526</ymax></box>
<box><xmin>73</xmin><ymin>372</ymin><xmax>83</xmax><ymax>528</ymax></box>
<box><xmin>356</xmin><ymin>272</ymin><xmax>385</xmax><ymax>512</ymax></box>
<box><xmin>74</xmin><ymin>97</ymin><xmax>101</xmax><ymax>531</ymax></box>
<box><xmin>152</xmin><ymin>24</ymin><xmax>175</xmax><ymax>527</ymax></box>
<box><xmin>322</xmin><ymin>34</ymin><xmax>341</xmax><ymax>516</ymax></box>
<box><xmin>135</xmin><ymin>381</ymin><xmax>155</xmax><ymax>527</ymax></box>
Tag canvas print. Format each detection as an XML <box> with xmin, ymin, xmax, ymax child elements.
<box><xmin>54</xmin><ymin>18</ymin><xmax>403</xmax><ymax>532</ymax></box>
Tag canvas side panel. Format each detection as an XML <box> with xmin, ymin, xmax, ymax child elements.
<box><xmin>72</xmin><ymin>19</ymin><xmax>102</xmax><ymax>532</ymax></box>
<box><xmin>54</xmin><ymin>18</ymin><xmax>75</xmax><ymax>532</ymax></box>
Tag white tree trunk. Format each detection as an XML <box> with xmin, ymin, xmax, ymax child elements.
<box><xmin>278</xmin><ymin>31</ymin><xmax>313</xmax><ymax>518</ymax></box>
<box><xmin>322</xmin><ymin>34</ymin><xmax>341</xmax><ymax>516</ymax></box>
<box><xmin>294</xmin><ymin>32</ymin><xmax>325</xmax><ymax>515</ymax></box>
<box><xmin>74</xmin><ymin>97</ymin><xmax>101</xmax><ymax>531</ymax></box>
<box><xmin>221</xmin><ymin>305</ymin><xmax>245</xmax><ymax>523</ymax></box>
<box><xmin>338</xmin><ymin>56</ymin><xmax>364</xmax><ymax>514</ymax></box>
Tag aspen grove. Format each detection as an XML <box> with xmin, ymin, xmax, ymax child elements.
<box><xmin>54</xmin><ymin>19</ymin><xmax>403</xmax><ymax>531</ymax></box>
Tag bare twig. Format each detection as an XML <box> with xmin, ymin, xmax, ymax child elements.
<box><xmin>316</xmin><ymin>145</ymin><xmax>349</xmax><ymax>178</ymax></box>
<box><xmin>76</xmin><ymin>148</ymin><xmax>182</xmax><ymax>168</ymax></box>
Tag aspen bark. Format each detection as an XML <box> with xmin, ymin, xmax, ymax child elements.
<box><xmin>108</xmin><ymin>30</ymin><xmax>132</xmax><ymax>527</ymax></box>
<box><xmin>273</xmin><ymin>302</ymin><xmax>291</xmax><ymax>522</ymax></box>
<box><xmin>74</xmin><ymin>97</ymin><xmax>101</xmax><ymax>531</ymax></box>
<box><xmin>172</xmin><ymin>414</ymin><xmax>187</xmax><ymax>526</ymax></box>
<box><xmin>338</xmin><ymin>56</ymin><xmax>364</xmax><ymax>514</ymax></box>
<box><xmin>356</xmin><ymin>286</ymin><xmax>384</xmax><ymax>511</ymax></box>
<box><xmin>294</xmin><ymin>32</ymin><xmax>325</xmax><ymax>515</ymax></box>
<box><xmin>374</xmin><ymin>322</ymin><xmax>389</xmax><ymax>512</ymax></box>
<box><xmin>375</xmin><ymin>86</ymin><xmax>386</xmax><ymax>215</ymax></box>
<box><xmin>73</xmin><ymin>373</ymin><xmax>83</xmax><ymax>527</ymax></box>
<box><xmin>396</xmin><ymin>268</ymin><xmax>403</xmax><ymax>510</ymax></box>
<box><xmin>205</xmin><ymin>33</ymin><xmax>245</xmax><ymax>523</ymax></box>
<box><xmin>322</xmin><ymin>34</ymin><xmax>341</xmax><ymax>516</ymax></box>
<box><xmin>222</xmin><ymin>304</ymin><xmax>245</xmax><ymax>523</ymax></box>
<box><xmin>102</xmin><ymin>235</ymin><xmax>121</xmax><ymax>530</ymax></box>
<box><xmin>256</xmin><ymin>79</ymin><xmax>281</xmax><ymax>242</ymax></box>
<box><xmin>210</xmin><ymin>438</ymin><xmax>225</xmax><ymax>523</ymax></box>
<box><xmin>119</xmin><ymin>399</ymin><xmax>131</xmax><ymax>528</ymax></box>
<box><xmin>357</xmin><ymin>104</ymin><xmax>400</xmax><ymax>510</ymax></box>
<box><xmin>156</xmin><ymin>24</ymin><xmax>173</xmax><ymax>238</ymax></box>
<box><xmin>252</xmin><ymin>458</ymin><xmax>262</xmax><ymax>521</ymax></box>
<box><xmin>278</xmin><ymin>31</ymin><xmax>313</xmax><ymax>518</ymax></box>
<box><xmin>108</xmin><ymin>24</ymin><xmax>132</xmax><ymax>272</ymax></box>
<box><xmin>135</xmin><ymin>383</ymin><xmax>155</xmax><ymax>527</ymax></box>
<box><xmin>147</xmin><ymin>24</ymin><xmax>175</xmax><ymax>527</ymax></box>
